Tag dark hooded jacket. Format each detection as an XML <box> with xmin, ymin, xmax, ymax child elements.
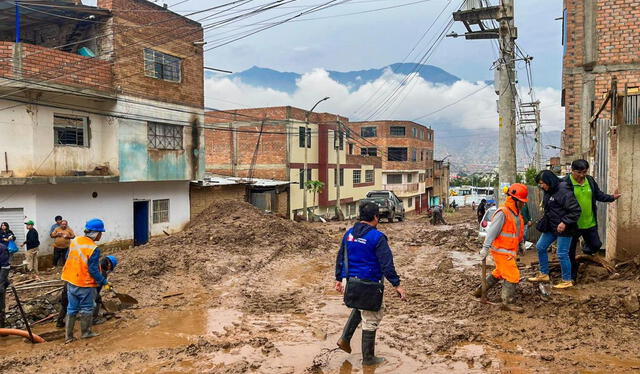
<box><xmin>537</xmin><ymin>171</ymin><xmax>582</xmax><ymax>237</ymax></box>
<box><xmin>335</xmin><ymin>222</ymin><xmax>400</xmax><ymax>287</ymax></box>
<box><xmin>562</xmin><ymin>174</ymin><xmax>615</xmax><ymax>227</ymax></box>
<box><xmin>0</xmin><ymin>243</ymin><xmax>9</xmax><ymax>268</ymax></box>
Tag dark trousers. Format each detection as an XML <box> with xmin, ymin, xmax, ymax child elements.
<box><xmin>0</xmin><ymin>267</ymin><xmax>9</xmax><ymax>328</ymax></box>
<box><xmin>569</xmin><ymin>226</ymin><xmax>603</xmax><ymax>281</ymax></box>
<box><xmin>56</xmin><ymin>283</ymin><xmax>68</xmax><ymax>326</ymax></box>
<box><xmin>52</xmin><ymin>247</ymin><xmax>68</xmax><ymax>267</ymax></box>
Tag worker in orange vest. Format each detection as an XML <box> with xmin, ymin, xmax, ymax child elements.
<box><xmin>61</xmin><ymin>218</ymin><xmax>111</xmax><ymax>343</ymax></box>
<box><xmin>473</xmin><ymin>184</ymin><xmax>528</xmax><ymax>312</ymax></box>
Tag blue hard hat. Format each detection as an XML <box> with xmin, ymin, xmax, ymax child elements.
<box><xmin>106</xmin><ymin>255</ymin><xmax>118</xmax><ymax>269</ymax></box>
<box><xmin>85</xmin><ymin>218</ymin><xmax>105</xmax><ymax>232</ymax></box>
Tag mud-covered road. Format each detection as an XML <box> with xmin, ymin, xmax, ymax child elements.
<box><xmin>1</xmin><ymin>201</ymin><xmax>639</xmax><ymax>373</ymax></box>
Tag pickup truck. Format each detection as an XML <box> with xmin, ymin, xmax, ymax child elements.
<box><xmin>361</xmin><ymin>190</ymin><xmax>405</xmax><ymax>222</ymax></box>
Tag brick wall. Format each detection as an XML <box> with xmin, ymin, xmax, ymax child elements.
<box><xmin>347</xmin><ymin>121</ymin><xmax>434</xmax><ymax>173</ymax></box>
<box><xmin>0</xmin><ymin>42</ymin><xmax>113</xmax><ymax>92</ymax></box>
<box><xmin>98</xmin><ymin>0</ymin><xmax>204</xmax><ymax>108</ymax></box>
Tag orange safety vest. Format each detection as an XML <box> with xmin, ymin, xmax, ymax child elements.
<box><xmin>61</xmin><ymin>236</ymin><xmax>99</xmax><ymax>288</ymax></box>
<box><xmin>490</xmin><ymin>199</ymin><xmax>524</xmax><ymax>254</ymax></box>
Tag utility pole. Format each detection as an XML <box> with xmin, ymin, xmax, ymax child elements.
<box><xmin>303</xmin><ymin>97</ymin><xmax>330</xmax><ymax>221</ymax></box>
<box><xmin>451</xmin><ymin>0</ymin><xmax>518</xmax><ymax>203</ymax></box>
<box><xmin>335</xmin><ymin>116</ymin><xmax>343</xmax><ymax>219</ymax></box>
<box><xmin>520</xmin><ymin>101</ymin><xmax>541</xmax><ymax>170</ymax></box>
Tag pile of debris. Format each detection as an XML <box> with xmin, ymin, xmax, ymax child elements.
<box><xmin>116</xmin><ymin>200</ymin><xmax>335</xmax><ymax>285</ymax></box>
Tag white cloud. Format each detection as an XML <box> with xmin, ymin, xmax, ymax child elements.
<box><xmin>204</xmin><ymin>68</ymin><xmax>564</xmax><ymax>131</ymax></box>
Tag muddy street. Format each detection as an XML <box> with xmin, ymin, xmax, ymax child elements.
<box><xmin>1</xmin><ymin>202</ymin><xmax>639</xmax><ymax>374</ymax></box>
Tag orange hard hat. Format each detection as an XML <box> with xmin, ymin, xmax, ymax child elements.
<box><xmin>506</xmin><ymin>183</ymin><xmax>528</xmax><ymax>202</ymax></box>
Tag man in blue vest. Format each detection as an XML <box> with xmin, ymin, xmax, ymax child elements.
<box><xmin>334</xmin><ymin>202</ymin><xmax>406</xmax><ymax>366</ymax></box>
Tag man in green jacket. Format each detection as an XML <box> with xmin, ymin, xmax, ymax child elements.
<box><xmin>563</xmin><ymin>159</ymin><xmax>620</xmax><ymax>282</ymax></box>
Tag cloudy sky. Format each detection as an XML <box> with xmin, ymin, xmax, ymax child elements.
<box><xmin>88</xmin><ymin>0</ymin><xmax>565</xmax><ymax>133</ymax></box>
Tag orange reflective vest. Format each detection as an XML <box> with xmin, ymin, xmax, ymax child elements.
<box><xmin>61</xmin><ymin>236</ymin><xmax>99</xmax><ymax>288</ymax></box>
<box><xmin>490</xmin><ymin>199</ymin><xmax>524</xmax><ymax>254</ymax></box>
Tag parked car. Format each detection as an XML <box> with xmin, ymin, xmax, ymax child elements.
<box><xmin>478</xmin><ymin>205</ymin><xmax>498</xmax><ymax>239</ymax></box>
<box><xmin>361</xmin><ymin>190</ymin><xmax>405</xmax><ymax>222</ymax></box>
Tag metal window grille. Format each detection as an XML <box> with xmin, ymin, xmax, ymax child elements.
<box><xmin>365</xmin><ymin>170</ymin><xmax>374</xmax><ymax>183</ymax></box>
<box><xmin>390</xmin><ymin>126</ymin><xmax>406</xmax><ymax>136</ymax></box>
<box><xmin>299</xmin><ymin>127</ymin><xmax>306</xmax><ymax>148</ymax></box>
<box><xmin>152</xmin><ymin>199</ymin><xmax>169</xmax><ymax>223</ymax></box>
<box><xmin>361</xmin><ymin>127</ymin><xmax>377</xmax><ymax>137</ymax></box>
<box><xmin>148</xmin><ymin>122</ymin><xmax>183</xmax><ymax>150</ymax></box>
<box><xmin>144</xmin><ymin>48</ymin><xmax>182</xmax><ymax>82</ymax></box>
<box><xmin>353</xmin><ymin>170</ymin><xmax>362</xmax><ymax>184</ymax></box>
<box><xmin>54</xmin><ymin>115</ymin><xmax>88</xmax><ymax>146</ymax></box>
<box><xmin>623</xmin><ymin>94</ymin><xmax>640</xmax><ymax>125</ymax></box>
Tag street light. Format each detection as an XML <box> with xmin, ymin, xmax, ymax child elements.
<box><xmin>303</xmin><ymin>97</ymin><xmax>330</xmax><ymax>220</ymax></box>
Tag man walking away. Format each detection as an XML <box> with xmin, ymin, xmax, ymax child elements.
<box><xmin>334</xmin><ymin>202</ymin><xmax>406</xmax><ymax>366</ymax></box>
<box><xmin>564</xmin><ymin>159</ymin><xmax>620</xmax><ymax>282</ymax></box>
<box><xmin>51</xmin><ymin>220</ymin><xmax>75</xmax><ymax>269</ymax></box>
<box><xmin>50</xmin><ymin>216</ymin><xmax>63</xmax><ymax>235</ymax></box>
<box><xmin>0</xmin><ymin>242</ymin><xmax>9</xmax><ymax>328</ymax></box>
<box><xmin>62</xmin><ymin>218</ymin><xmax>110</xmax><ymax>343</ymax></box>
<box><xmin>474</xmin><ymin>184</ymin><xmax>528</xmax><ymax>312</ymax></box>
<box><xmin>22</xmin><ymin>221</ymin><xmax>40</xmax><ymax>276</ymax></box>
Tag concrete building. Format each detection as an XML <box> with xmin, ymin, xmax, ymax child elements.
<box><xmin>204</xmin><ymin>107</ymin><xmax>383</xmax><ymax>219</ymax></box>
<box><xmin>562</xmin><ymin>0</ymin><xmax>640</xmax><ymax>261</ymax></box>
<box><xmin>347</xmin><ymin>121</ymin><xmax>435</xmax><ymax>213</ymax></box>
<box><xmin>433</xmin><ymin>160</ymin><xmax>451</xmax><ymax>207</ymax></box>
<box><xmin>0</xmin><ymin>0</ymin><xmax>204</xmax><ymax>256</ymax></box>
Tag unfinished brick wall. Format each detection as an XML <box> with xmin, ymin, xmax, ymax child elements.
<box><xmin>98</xmin><ymin>0</ymin><xmax>204</xmax><ymax>108</ymax></box>
<box><xmin>0</xmin><ymin>42</ymin><xmax>113</xmax><ymax>92</ymax></box>
<box><xmin>347</xmin><ymin>121</ymin><xmax>435</xmax><ymax>173</ymax></box>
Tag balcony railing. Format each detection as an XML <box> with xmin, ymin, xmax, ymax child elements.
<box><xmin>383</xmin><ymin>182</ymin><xmax>419</xmax><ymax>193</ymax></box>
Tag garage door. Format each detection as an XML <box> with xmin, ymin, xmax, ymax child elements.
<box><xmin>0</xmin><ymin>208</ymin><xmax>26</xmax><ymax>244</ymax></box>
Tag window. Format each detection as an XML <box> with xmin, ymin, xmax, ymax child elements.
<box><xmin>152</xmin><ymin>199</ymin><xmax>169</xmax><ymax>223</ymax></box>
<box><xmin>408</xmin><ymin>197</ymin><xmax>413</xmax><ymax>207</ymax></box>
<box><xmin>387</xmin><ymin>147</ymin><xmax>407</xmax><ymax>161</ymax></box>
<box><xmin>420</xmin><ymin>129</ymin><xmax>425</xmax><ymax>139</ymax></box>
<box><xmin>407</xmin><ymin>174</ymin><xmax>413</xmax><ymax>183</ymax></box>
<box><xmin>365</xmin><ymin>170</ymin><xmax>374</xmax><ymax>183</ymax></box>
<box><xmin>390</xmin><ymin>126</ymin><xmax>405</xmax><ymax>136</ymax></box>
<box><xmin>420</xmin><ymin>151</ymin><xmax>424</xmax><ymax>161</ymax></box>
<box><xmin>412</xmin><ymin>127</ymin><xmax>418</xmax><ymax>138</ymax></box>
<box><xmin>144</xmin><ymin>48</ymin><xmax>181</xmax><ymax>82</ymax></box>
<box><xmin>148</xmin><ymin>122</ymin><xmax>183</xmax><ymax>150</ymax></box>
<box><xmin>412</xmin><ymin>148</ymin><xmax>417</xmax><ymax>162</ymax></box>
<box><xmin>361</xmin><ymin>147</ymin><xmax>377</xmax><ymax>157</ymax></box>
<box><xmin>334</xmin><ymin>130</ymin><xmax>344</xmax><ymax>150</ymax></box>
<box><xmin>361</xmin><ymin>126</ymin><xmax>377</xmax><ymax>138</ymax></box>
<box><xmin>419</xmin><ymin>173</ymin><xmax>425</xmax><ymax>182</ymax></box>
<box><xmin>299</xmin><ymin>168</ymin><xmax>311</xmax><ymax>189</ymax></box>
<box><xmin>54</xmin><ymin>115</ymin><xmax>89</xmax><ymax>147</ymax></box>
<box><xmin>348</xmin><ymin>143</ymin><xmax>354</xmax><ymax>155</ymax></box>
<box><xmin>353</xmin><ymin>170</ymin><xmax>361</xmax><ymax>184</ymax></box>
<box><xmin>387</xmin><ymin>174</ymin><xmax>403</xmax><ymax>184</ymax></box>
<box><xmin>299</xmin><ymin>127</ymin><xmax>305</xmax><ymax>148</ymax></box>
<box><xmin>334</xmin><ymin>168</ymin><xmax>344</xmax><ymax>186</ymax></box>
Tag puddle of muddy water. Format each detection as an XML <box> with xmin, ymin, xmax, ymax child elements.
<box><xmin>449</xmin><ymin>250</ymin><xmax>478</xmax><ymax>271</ymax></box>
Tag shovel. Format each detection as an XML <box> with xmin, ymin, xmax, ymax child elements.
<box><xmin>477</xmin><ymin>258</ymin><xmax>499</xmax><ymax>306</ymax></box>
<box><xmin>109</xmin><ymin>285</ymin><xmax>138</xmax><ymax>305</ymax></box>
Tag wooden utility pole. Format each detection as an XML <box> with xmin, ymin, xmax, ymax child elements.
<box><xmin>451</xmin><ymin>0</ymin><xmax>518</xmax><ymax>202</ymax></box>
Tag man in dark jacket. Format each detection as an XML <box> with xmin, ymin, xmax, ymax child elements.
<box><xmin>0</xmin><ymin>242</ymin><xmax>9</xmax><ymax>328</ymax></box>
<box><xmin>334</xmin><ymin>202</ymin><xmax>406</xmax><ymax>366</ymax></box>
<box><xmin>564</xmin><ymin>159</ymin><xmax>620</xmax><ymax>282</ymax></box>
<box><xmin>21</xmin><ymin>221</ymin><xmax>40</xmax><ymax>276</ymax></box>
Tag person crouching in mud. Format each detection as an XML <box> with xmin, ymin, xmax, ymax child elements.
<box><xmin>334</xmin><ymin>202</ymin><xmax>407</xmax><ymax>366</ymax></box>
<box><xmin>474</xmin><ymin>184</ymin><xmax>528</xmax><ymax>312</ymax></box>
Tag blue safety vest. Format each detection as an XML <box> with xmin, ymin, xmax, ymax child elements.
<box><xmin>340</xmin><ymin>227</ymin><xmax>384</xmax><ymax>282</ymax></box>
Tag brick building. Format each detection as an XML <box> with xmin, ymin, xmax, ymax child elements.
<box><xmin>346</xmin><ymin>121</ymin><xmax>435</xmax><ymax>213</ymax></box>
<box><xmin>204</xmin><ymin>107</ymin><xmax>383</xmax><ymax>219</ymax></box>
<box><xmin>0</xmin><ymin>0</ymin><xmax>204</xmax><ymax>258</ymax></box>
<box><xmin>562</xmin><ymin>0</ymin><xmax>640</xmax><ymax>261</ymax></box>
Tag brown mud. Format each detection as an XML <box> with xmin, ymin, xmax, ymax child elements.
<box><xmin>1</xmin><ymin>202</ymin><xmax>639</xmax><ymax>373</ymax></box>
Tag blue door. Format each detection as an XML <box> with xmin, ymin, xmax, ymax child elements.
<box><xmin>133</xmin><ymin>201</ymin><xmax>149</xmax><ymax>246</ymax></box>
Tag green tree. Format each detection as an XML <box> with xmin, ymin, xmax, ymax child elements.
<box><xmin>524</xmin><ymin>167</ymin><xmax>538</xmax><ymax>186</ymax></box>
<box><xmin>305</xmin><ymin>180</ymin><xmax>325</xmax><ymax>214</ymax></box>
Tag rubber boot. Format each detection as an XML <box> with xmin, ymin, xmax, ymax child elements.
<box><xmin>500</xmin><ymin>282</ymin><xmax>524</xmax><ymax>313</ymax></box>
<box><xmin>80</xmin><ymin>313</ymin><xmax>100</xmax><ymax>339</ymax></box>
<box><xmin>65</xmin><ymin>314</ymin><xmax>77</xmax><ymax>343</ymax></box>
<box><xmin>93</xmin><ymin>300</ymin><xmax>105</xmax><ymax>325</ymax></box>
<box><xmin>362</xmin><ymin>330</ymin><xmax>385</xmax><ymax>366</ymax></box>
<box><xmin>337</xmin><ymin>309</ymin><xmax>362</xmax><ymax>353</ymax></box>
<box><xmin>472</xmin><ymin>274</ymin><xmax>499</xmax><ymax>298</ymax></box>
